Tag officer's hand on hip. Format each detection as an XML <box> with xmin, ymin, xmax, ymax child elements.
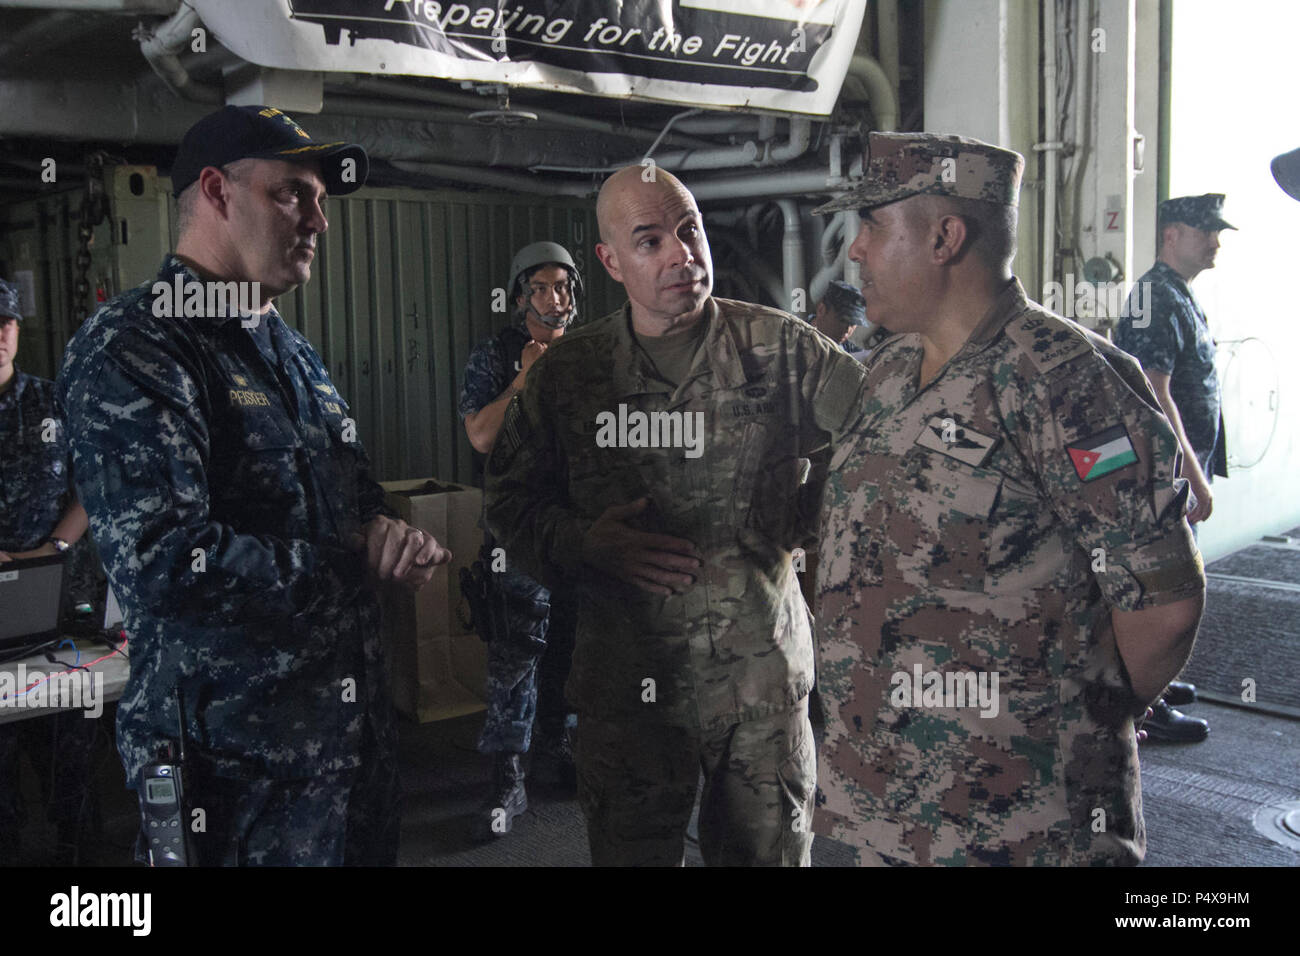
<box><xmin>1187</xmin><ymin>471</ymin><xmax>1213</xmax><ymax>524</ymax></box>
<box><xmin>350</xmin><ymin>515</ymin><xmax>451</xmax><ymax>591</ymax></box>
<box><xmin>581</xmin><ymin>497</ymin><xmax>702</xmax><ymax>597</ymax></box>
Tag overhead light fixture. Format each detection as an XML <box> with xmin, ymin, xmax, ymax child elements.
<box><xmin>468</xmin><ymin>85</ymin><xmax>538</xmax><ymax>126</ymax></box>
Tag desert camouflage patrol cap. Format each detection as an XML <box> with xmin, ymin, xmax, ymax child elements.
<box><xmin>813</xmin><ymin>132</ymin><xmax>1024</xmax><ymax>216</ymax></box>
<box><xmin>0</xmin><ymin>277</ymin><xmax>21</xmax><ymax>323</ymax></box>
<box><xmin>1159</xmin><ymin>193</ymin><xmax>1236</xmax><ymax>232</ymax></box>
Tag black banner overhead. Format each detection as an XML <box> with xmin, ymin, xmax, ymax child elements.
<box><xmin>192</xmin><ymin>0</ymin><xmax>867</xmax><ymax>115</ymax></box>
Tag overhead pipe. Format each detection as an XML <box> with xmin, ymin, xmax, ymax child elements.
<box><xmin>343</xmin><ymin>77</ymin><xmax>720</xmax><ymax>150</ymax></box>
<box><xmin>689</xmin><ymin>167</ymin><xmax>847</xmax><ymax>203</ymax></box>
<box><xmin>672</xmin><ymin>114</ymin><xmax>763</xmax><ymax>135</ymax></box>
<box><xmin>324</xmin><ymin>94</ymin><xmax>516</xmax><ymax>128</ymax></box>
<box><xmin>0</xmin><ymin>11</ymin><xmax>107</xmax><ymax>66</ymax></box>
<box><xmin>536</xmin><ymin>115</ymin><xmax>809</xmax><ymax>176</ymax></box>
<box><xmin>0</xmin><ymin>0</ymin><xmax>177</xmax><ymax>9</ymax></box>
<box><xmin>136</xmin><ymin>0</ymin><xmax>222</xmax><ymax>104</ymax></box>
<box><xmin>389</xmin><ymin>160</ymin><xmax>591</xmax><ymax>197</ymax></box>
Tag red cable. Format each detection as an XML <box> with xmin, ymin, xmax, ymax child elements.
<box><xmin>2</xmin><ymin>630</ymin><xmax>129</xmax><ymax>700</ymax></box>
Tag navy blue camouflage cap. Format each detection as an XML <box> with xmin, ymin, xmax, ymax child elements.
<box><xmin>0</xmin><ymin>277</ymin><xmax>21</xmax><ymax>323</ymax></box>
<box><xmin>1271</xmin><ymin>148</ymin><xmax>1300</xmax><ymax>201</ymax></box>
<box><xmin>1158</xmin><ymin>193</ymin><xmax>1236</xmax><ymax>232</ymax></box>
<box><xmin>170</xmin><ymin>105</ymin><xmax>368</xmax><ymax>198</ymax></box>
<box><xmin>813</xmin><ymin>132</ymin><xmax>1024</xmax><ymax>215</ymax></box>
<box><xmin>822</xmin><ymin>279</ymin><xmax>868</xmax><ymax>326</ymax></box>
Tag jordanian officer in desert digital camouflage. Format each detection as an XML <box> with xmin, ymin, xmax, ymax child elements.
<box><xmin>812</xmin><ymin>132</ymin><xmax>1207</xmax><ymax>866</ymax></box>
<box><xmin>57</xmin><ymin>106</ymin><xmax>450</xmax><ymax>866</ymax></box>
<box><xmin>485</xmin><ymin>165</ymin><xmax>869</xmax><ymax>866</ymax></box>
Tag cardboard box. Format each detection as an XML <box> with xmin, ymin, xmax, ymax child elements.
<box><xmin>380</xmin><ymin>479</ymin><xmax>488</xmax><ymax>723</ymax></box>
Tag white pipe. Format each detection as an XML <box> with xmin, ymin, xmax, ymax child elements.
<box><xmin>673</xmin><ymin>115</ymin><xmax>762</xmax><ymax>134</ymax></box>
<box><xmin>533</xmin><ymin>139</ymin><xmax>760</xmax><ymax>174</ymax></box>
<box><xmin>820</xmin><ymin>214</ymin><xmax>844</xmax><ymax>264</ymax></box>
<box><xmin>766</xmin><ymin>117</ymin><xmax>811</xmax><ymax>163</ymax></box>
<box><xmin>877</xmin><ymin>0</ymin><xmax>901</xmax><ymax>94</ymax></box>
<box><xmin>1041</xmin><ymin>0</ymin><xmax>1059</xmax><ymax>292</ymax></box>
<box><xmin>848</xmin><ymin>53</ymin><xmax>899</xmax><ymax>131</ymax></box>
<box><xmin>642</xmin><ymin>108</ymin><xmax>703</xmax><ymax>161</ymax></box>
<box><xmin>689</xmin><ymin>169</ymin><xmax>847</xmax><ymax>202</ymax></box>
<box><xmin>643</xmin><ymin>140</ymin><xmax>761</xmax><ymax>171</ymax></box>
<box><xmin>775</xmin><ymin>199</ymin><xmax>806</xmax><ymax>313</ymax></box>
<box><xmin>137</xmin><ymin>1</ymin><xmax>222</xmax><ymax>103</ymax></box>
<box><xmin>809</xmin><ymin>244</ymin><xmax>845</xmax><ymax>307</ymax></box>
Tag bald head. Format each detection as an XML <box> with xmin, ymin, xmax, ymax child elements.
<box><xmin>596</xmin><ymin>165</ymin><xmax>694</xmax><ymax>242</ymax></box>
<box><xmin>594</xmin><ymin>165</ymin><xmax>712</xmax><ymax>332</ymax></box>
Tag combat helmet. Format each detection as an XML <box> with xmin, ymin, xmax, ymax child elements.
<box><xmin>508</xmin><ymin>241</ymin><xmax>583</xmax><ymax>329</ymax></box>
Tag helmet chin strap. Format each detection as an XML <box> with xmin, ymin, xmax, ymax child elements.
<box><xmin>525</xmin><ymin>299</ymin><xmax>576</xmax><ymax>331</ymax></box>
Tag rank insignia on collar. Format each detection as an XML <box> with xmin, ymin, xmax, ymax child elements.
<box><xmin>914</xmin><ymin>415</ymin><xmax>998</xmax><ymax>467</ymax></box>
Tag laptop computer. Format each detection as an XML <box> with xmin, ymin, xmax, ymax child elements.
<box><xmin>0</xmin><ymin>553</ymin><xmax>65</xmax><ymax>651</ymax></box>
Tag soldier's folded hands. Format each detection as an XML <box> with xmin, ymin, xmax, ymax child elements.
<box><xmin>580</xmin><ymin>498</ymin><xmax>701</xmax><ymax>597</ymax></box>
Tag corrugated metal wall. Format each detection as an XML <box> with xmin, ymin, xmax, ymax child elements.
<box><xmin>275</xmin><ymin>187</ymin><xmax>623</xmax><ymax>486</ymax></box>
<box><xmin>0</xmin><ymin>173</ymin><xmax>625</xmax><ymax>487</ymax></box>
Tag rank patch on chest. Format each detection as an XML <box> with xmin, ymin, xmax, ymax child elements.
<box><xmin>1066</xmin><ymin>425</ymin><xmax>1137</xmax><ymax>481</ymax></box>
<box><xmin>913</xmin><ymin>416</ymin><xmax>998</xmax><ymax>467</ymax></box>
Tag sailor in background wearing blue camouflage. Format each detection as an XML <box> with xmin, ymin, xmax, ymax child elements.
<box><xmin>1115</xmin><ymin>193</ymin><xmax>1235</xmax><ymax>743</ymax></box>
<box><xmin>57</xmin><ymin>106</ymin><xmax>451</xmax><ymax>866</ymax></box>
<box><xmin>813</xmin><ymin>132</ymin><xmax>1206</xmax><ymax>865</ymax></box>
<box><xmin>0</xmin><ymin>276</ymin><xmax>97</xmax><ymax>864</ymax></box>
<box><xmin>459</xmin><ymin>242</ymin><xmax>580</xmax><ymax>839</ymax></box>
<box><xmin>806</xmin><ymin>279</ymin><xmax>869</xmax><ymax>357</ymax></box>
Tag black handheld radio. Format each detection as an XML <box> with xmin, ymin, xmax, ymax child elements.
<box><xmin>137</xmin><ymin>688</ymin><xmax>194</xmax><ymax>866</ymax></box>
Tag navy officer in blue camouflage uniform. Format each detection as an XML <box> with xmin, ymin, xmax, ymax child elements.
<box><xmin>57</xmin><ymin>106</ymin><xmax>451</xmax><ymax>866</ymax></box>
<box><xmin>806</xmin><ymin>279</ymin><xmax>869</xmax><ymax>352</ymax></box>
<box><xmin>1116</xmin><ymin>193</ymin><xmax>1234</xmax><ymax>743</ymax></box>
<box><xmin>459</xmin><ymin>241</ymin><xmax>579</xmax><ymax>839</ymax></box>
<box><xmin>0</xmin><ymin>276</ymin><xmax>97</xmax><ymax>863</ymax></box>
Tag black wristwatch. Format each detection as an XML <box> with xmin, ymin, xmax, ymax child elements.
<box><xmin>49</xmin><ymin>537</ymin><xmax>70</xmax><ymax>553</ymax></box>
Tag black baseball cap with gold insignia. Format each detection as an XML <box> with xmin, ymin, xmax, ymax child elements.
<box><xmin>1158</xmin><ymin>193</ymin><xmax>1236</xmax><ymax>232</ymax></box>
<box><xmin>170</xmin><ymin>105</ymin><xmax>368</xmax><ymax>198</ymax></box>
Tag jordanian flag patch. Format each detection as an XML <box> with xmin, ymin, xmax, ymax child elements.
<box><xmin>1066</xmin><ymin>425</ymin><xmax>1138</xmax><ymax>481</ymax></box>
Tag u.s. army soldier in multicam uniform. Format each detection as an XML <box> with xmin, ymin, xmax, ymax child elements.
<box><xmin>812</xmin><ymin>132</ymin><xmax>1207</xmax><ymax>866</ymax></box>
<box><xmin>485</xmin><ymin>165</ymin><xmax>869</xmax><ymax>866</ymax></box>
<box><xmin>57</xmin><ymin>106</ymin><xmax>450</xmax><ymax>866</ymax></box>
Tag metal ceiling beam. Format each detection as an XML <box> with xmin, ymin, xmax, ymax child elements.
<box><xmin>0</xmin><ymin>0</ymin><xmax>176</xmax><ymax>10</ymax></box>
